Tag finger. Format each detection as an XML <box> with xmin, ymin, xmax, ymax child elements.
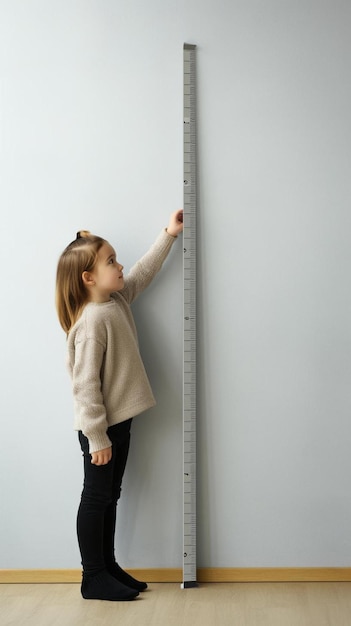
<box><xmin>93</xmin><ymin>454</ymin><xmax>104</xmax><ymax>466</ymax></box>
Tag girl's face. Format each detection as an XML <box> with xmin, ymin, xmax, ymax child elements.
<box><xmin>88</xmin><ymin>241</ymin><xmax>124</xmax><ymax>301</ymax></box>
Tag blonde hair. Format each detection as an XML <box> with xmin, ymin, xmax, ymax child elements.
<box><xmin>55</xmin><ymin>230</ymin><xmax>105</xmax><ymax>334</ymax></box>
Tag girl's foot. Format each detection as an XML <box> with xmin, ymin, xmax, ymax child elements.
<box><xmin>81</xmin><ymin>569</ymin><xmax>139</xmax><ymax>601</ymax></box>
<box><xmin>108</xmin><ymin>563</ymin><xmax>148</xmax><ymax>591</ymax></box>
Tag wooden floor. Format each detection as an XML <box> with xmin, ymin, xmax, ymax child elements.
<box><xmin>1</xmin><ymin>581</ymin><xmax>351</xmax><ymax>626</ymax></box>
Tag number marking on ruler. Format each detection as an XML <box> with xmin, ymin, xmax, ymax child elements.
<box><xmin>182</xmin><ymin>42</ymin><xmax>197</xmax><ymax>590</ymax></box>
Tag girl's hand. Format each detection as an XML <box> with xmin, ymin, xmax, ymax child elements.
<box><xmin>91</xmin><ymin>446</ymin><xmax>112</xmax><ymax>466</ymax></box>
<box><xmin>166</xmin><ymin>209</ymin><xmax>184</xmax><ymax>237</ymax></box>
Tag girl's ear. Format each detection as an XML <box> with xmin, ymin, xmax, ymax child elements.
<box><xmin>82</xmin><ymin>271</ymin><xmax>95</xmax><ymax>287</ymax></box>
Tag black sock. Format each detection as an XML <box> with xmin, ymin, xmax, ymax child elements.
<box><xmin>107</xmin><ymin>563</ymin><xmax>148</xmax><ymax>591</ymax></box>
<box><xmin>81</xmin><ymin>569</ymin><xmax>139</xmax><ymax>601</ymax></box>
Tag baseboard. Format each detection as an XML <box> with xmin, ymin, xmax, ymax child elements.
<box><xmin>1</xmin><ymin>568</ymin><xmax>351</xmax><ymax>584</ymax></box>
<box><xmin>198</xmin><ymin>568</ymin><xmax>351</xmax><ymax>582</ymax></box>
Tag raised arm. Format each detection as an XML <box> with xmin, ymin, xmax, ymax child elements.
<box><xmin>122</xmin><ymin>210</ymin><xmax>183</xmax><ymax>303</ymax></box>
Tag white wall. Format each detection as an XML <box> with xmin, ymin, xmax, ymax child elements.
<box><xmin>1</xmin><ymin>0</ymin><xmax>351</xmax><ymax>570</ymax></box>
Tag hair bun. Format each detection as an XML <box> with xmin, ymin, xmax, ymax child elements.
<box><xmin>76</xmin><ymin>230</ymin><xmax>91</xmax><ymax>239</ymax></box>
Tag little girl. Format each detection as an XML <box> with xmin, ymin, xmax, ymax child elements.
<box><xmin>56</xmin><ymin>209</ymin><xmax>183</xmax><ymax>601</ymax></box>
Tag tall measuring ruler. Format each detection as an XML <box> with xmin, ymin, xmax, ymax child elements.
<box><xmin>182</xmin><ymin>43</ymin><xmax>197</xmax><ymax>589</ymax></box>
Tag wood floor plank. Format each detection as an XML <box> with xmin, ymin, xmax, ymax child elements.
<box><xmin>1</xmin><ymin>582</ymin><xmax>351</xmax><ymax>626</ymax></box>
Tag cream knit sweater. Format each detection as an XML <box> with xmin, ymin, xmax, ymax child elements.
<box><xmin>66</xmin><ymin>228</ymin><xmax>176</xmax><ymax>453</ymax></box>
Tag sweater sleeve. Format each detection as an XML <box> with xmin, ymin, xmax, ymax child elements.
<box><xmin>72</xmin><ymin>337</ymin><xmax>112</xmax><ymax>453</ymax></box>
<box><xmin>121</xmin><ymin>228</ymin><xmax>177</xmax><ymax>304</ymax></box>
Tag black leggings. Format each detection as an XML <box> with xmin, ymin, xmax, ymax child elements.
<box><xmin>77</xmin><ymin>419</ymin><xmax>132</xmax><ymax>575</ymax></box>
